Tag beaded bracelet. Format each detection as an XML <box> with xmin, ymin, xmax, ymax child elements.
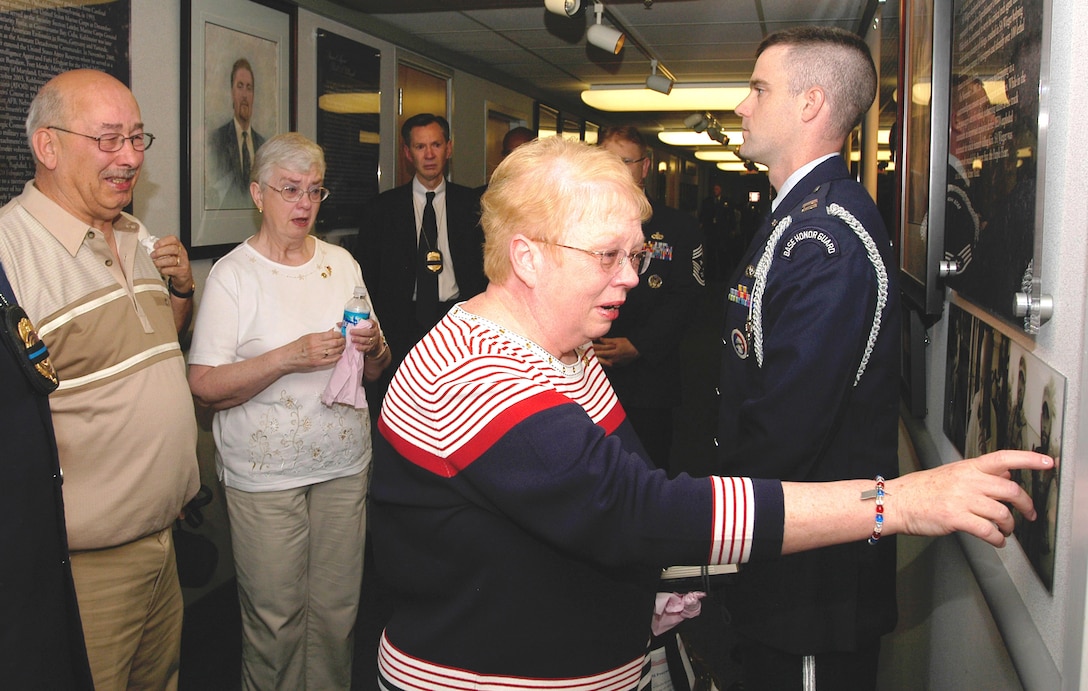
<box><xmin>861</xmin><ymin>475</ymin><xmax>886</xmax><ymax>545</ymax></box>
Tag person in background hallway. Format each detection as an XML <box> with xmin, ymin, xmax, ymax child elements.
<box><xmin>699</xmin><ymin>182</ymin><xmax>738</xmax><ymax>280</ymax></box>
<box><xmin>716</xmin><ymin>27</ymin><xmax>901</xmax><ymax>690</ymax></box>
<box><xmin>0</xmin><ymin>69</ymin><xmax>200</xmax><ymax>691</ymax></box>
<box><xmin>188</xmin><ymin>133</ymin><xmax>391</xmax><ymax>691</ymax></box>
<box><xmin>209</xmin><ymin>58</ymin><xmax>266</xmax><ymax>209</ymax></box>
<box><xmin>596</xmin><ymin>125</ymin><xmax>704</xmax><ymax>472</ymax></box>
<box><xmin>0</xmin><ymin>261</ymin><xmax>94</xmax><ymax>690</ymax></box>
<box><xmin>353</xmin><ymin>113</ymin><xmax>487</xmax><ymax>403</ymax></box>
<box><xmin>502</xmin><ymin>126</ymin><xmax>535</xmax><ymax>158</ymax></box>
<box><xmin>368</xmin><ymin>134</ymin><xmax>1051</xmax><ymax>691</ymax></box>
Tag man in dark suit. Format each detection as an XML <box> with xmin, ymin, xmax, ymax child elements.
<box><xmin>353</xmin><ymin>113</ymin><xmax>486</xmax><ymax>397</ymax></box>
<box><xmin>717</xmin><ymin>27</ymin><xmax>900</xmax><ymax>690</ymax></box>
<box><xmin>595</xmin><ymin>126</ymin><xmax>704</xmax><ymax>472</ymax></box>
<box><xmin>208</xmin><ymin>58</ymin><xmax>265</xmax><ymax>208</ymax></box>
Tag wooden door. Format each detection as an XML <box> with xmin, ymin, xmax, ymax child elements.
<box><xmin>396</xmin><ymin>64</ymin><xmax>448</xmax><ymax>187</ymax></box>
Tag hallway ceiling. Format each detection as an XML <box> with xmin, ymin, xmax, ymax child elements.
<box><xmin>322</xmin><ymin>0</ymin><xmax>899</xmax><ymax>139</ymax></box>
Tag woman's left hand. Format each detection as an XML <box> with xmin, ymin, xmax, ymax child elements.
<box><xmin>347</xmin><ymin>319</ymin><xmax>386</xmax><ymax>358</ymax></box>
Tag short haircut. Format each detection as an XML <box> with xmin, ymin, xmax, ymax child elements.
<box><xmin>252</xmin><ymin>132</ymin><xmax>326</xmax><ymax>185</ymax></box>
<box><xmin>401</xmin><ymin>113</ymin><xmax>451</xmax><ymax>146</ymax></box>
<box><xmin>25</xmin><ymin>78</ymin><xmax>69</xmax><ymax>152</ymax></box>
<box><xmin>758</xmin><ymin>26</ymin><xmax>876</xmax><ymax>137</ymax></box>
<box><xmin>597</xmin><ymin>125</ymin><xmax>647</xmax><ymax>154</ymax></box>
<box><xmin>231</xmin><ymin>58</ymin><xmax>254</xmax><ymax>88</ymax></box>
<box><xmin>480</xmin><ymin>136</ymin><xmax>651</xmax><ymax>284</ymax></box>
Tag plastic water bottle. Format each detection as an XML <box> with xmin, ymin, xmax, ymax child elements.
<box><xmin>342</xmin><ymin>287</ymin><xmax>371</xmax><ymax>337</ymax></box>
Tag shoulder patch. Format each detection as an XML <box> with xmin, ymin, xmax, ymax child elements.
<box><xmin>780</xmin><ymin>228</ymin><xmax>838</xmax><ymax>259</ymax></box>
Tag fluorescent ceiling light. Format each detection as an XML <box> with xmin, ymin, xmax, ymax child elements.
<box><xmin>657</xmin><ymin>130</ymin><xmax>744</xmax><ymax>147</ymax></box>
<box><xmin>318</xmin><ymin>92</ymin><xmax>381</xmax><ymax>114</ymax></box>
<box><xmin>694</xmin><ymin>149</ymin><xmax>741</xmax><ymax>162</ymax></box>
<box><xmin>849</xmin><ymin>150</ymin><xmax>893</xmax><ymax>162</ymax></box>
<box><xmin>717</xmin><ymin>161</ymin><xmax>767</xmax><ymax>172</ymax></box>
<box><xmin>911</xmin><ymin>80</ymin><xmax>1007</xmax><ymax>107</ymax></box>
<box><xmin>582</xmin><ymin>84</ymin><xmax>748</xmax><ymax>112</ymax></box>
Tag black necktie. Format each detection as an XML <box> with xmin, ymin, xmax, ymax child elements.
<box><xmin>241</xmin><ymin>131</ymin><xmax>251</xmax><ymax>183</ymax></box>
<box><xmin>416</xmin><ymin>191</ymin><xmax>440</xmax><ymax>328</ymax></box>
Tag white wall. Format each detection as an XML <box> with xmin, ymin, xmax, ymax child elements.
<box><xmin>897</xmin><ymin>0</ymin><xmax>1088</xmax><ymax>687</ymax></box>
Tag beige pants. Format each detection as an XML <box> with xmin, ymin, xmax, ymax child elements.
<box><xmin>70</xmin><ymin>527</ymin><xmax>183</xmax><ymax>691</ymax></box>
<box><xmin>226</xmin><ymin>470</ymin><xmax>368</xmax><ymax>691</ymax></box>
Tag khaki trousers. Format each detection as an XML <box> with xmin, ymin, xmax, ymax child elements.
<box><xmin>70</xmin><ymin>527</ymin><xmax>183</xmax><ymax>691</ymax></box>
<box><xmin>226</xmin><ymin>470</ymin><xmax>368</xmax><ymax>691</ymax></box>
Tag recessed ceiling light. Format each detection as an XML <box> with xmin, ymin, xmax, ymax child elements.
<box><xmin>657</xmin><ymin>130</ymin><xmax>743</xmax><ymax>147</ymax></box>
<box><xmin>581</xmin><ymin>84</ymin><xmax>748</xmax><ymax>112</ymax></box>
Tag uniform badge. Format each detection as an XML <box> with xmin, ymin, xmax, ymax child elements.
<box><xmin>650</xmin><ymin>232</ymin><xmax>664</xmax><ymax>241</ymax></box>
<box><xmin>647</xmin><ymin>274</ymin><xmax>663</xmax><ymax>289</ymax></box>
<box><xmin>0</xmin><ymin>301</ymin><xmax>59</xmax><ymax>395</ymax></box>
<box><xmin>801</xmin><ymin>198</ymin><xmax>819</xmax><ymax>213</ymax></box>
<box><xmin>728</xmin><ymin>283</ymin><xmax>751</xmax><ymax>307</ymax></box>
<box><xmin>744</xmin><ymin>264</ymin><xmax>756</xmax><ymax>278</ymax></box>
<box><xmin>731</xmin><ymin>328</ymin><xmax>749</xmax><ymax>359</ymax></box>
<box><xmin>781</xmin><ymin>228</ymin><xmax>838</xmax><ymax>259</ymax></box>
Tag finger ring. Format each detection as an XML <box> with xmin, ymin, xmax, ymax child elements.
<box><xmin>175</xmin><ymin>255</ymin><xmax>180</xmax><ymax>267</ymax></box>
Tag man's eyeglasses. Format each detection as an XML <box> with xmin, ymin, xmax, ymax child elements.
<box><xmin>264</xmin><ymin>184</ymin><xmax>331</xmax><ymax>204</ymax></box>
<box><xmin>621</xmin><ymin>157</ymin><xmax>647</xmax><ymax>166</ymax></box>
<box><xmin>535</xmin><ymin>240</ymin><xmax>652</xmax><ymax>275</ymax></box>
<box><xmin>47</xmin><ymin>126</ymin><xmax>155</xmax><ymax>152</ymax></box>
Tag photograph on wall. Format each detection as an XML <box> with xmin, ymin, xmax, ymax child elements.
<box><xmin>0</xmin><ymin>1</ymin><xmax>130</xmax><ymax>204</ymax></box>
<box><xmin>314</xmin><ymin>29</ymin><xmax>380</xmax><ymax>235</ymax></box>
<box><xmin>183</xmin><ymin>0</ymin><xmax>295</xmax><ymax>259</ymax></box>
<box><xmin>943</xmin><ymin>0</ymin><xmax>1044</xmax><ymax>331</ymax></box>
<box><xmin>203</xmin><ymin>24</ymin><xmax>280</xmax><ymax>211</ymax></box>
<box><xmin>944</xmin><ymin>302</ymin><xmax>1064</xmax><ymax>589</ymax></box>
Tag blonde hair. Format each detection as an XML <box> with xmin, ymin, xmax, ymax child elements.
<box><xmin>480</xmin><ymin>137</ymin><xmax>650</xmax><ymax>283</ymax></box>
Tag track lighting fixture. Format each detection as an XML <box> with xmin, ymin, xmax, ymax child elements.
<box><xmin>587</xmin><ymin>2</ymin><xmax>624</xmax><ymax>54</ymax></box>
<box><xmin>683</xmin><ymin>112</ymin><xmax>729</xmax><ymax>145</ymax></box>
<box><xmin>544</xmin><ymin>0</ymin><xmax>582</xmax><ymax>17</ymax></box>
<box><xmin>645</xmin><ymin>59</ymin><xmax>674</xmax><ymax>95</ymax></box>
<box><xmin>684</xmin><ymin>112</ymin><xmax>710</xmax><ymax>133</ymax></box>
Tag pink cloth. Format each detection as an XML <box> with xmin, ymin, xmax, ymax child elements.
<box><xmin>650</xmin><ymin>591</ymin><xmax>705</xmax><ymax>636</ymax></box>
<box><xmin>321</xmin><ymin>346</ymin><xmax>369</xmax><ymax>409</ymax></box>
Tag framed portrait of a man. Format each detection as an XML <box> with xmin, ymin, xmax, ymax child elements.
<box><xmin>183</xmin><ymin>0</ymin><xmax>295</xmax><ymax>259</ymax></box>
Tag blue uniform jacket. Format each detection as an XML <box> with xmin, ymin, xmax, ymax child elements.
<box><xmin>716</xmin><ymin>156</ymin><xmax>901</xmax><ymax>653</ymax></box>
<box><xmin>604</xmin><ymin>198</ymin><xmax>704</xmax><ymax>409</ymax></box>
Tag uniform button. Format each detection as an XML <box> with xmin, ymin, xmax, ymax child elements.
<box><xmin>713</xmin><ymin>437</ymin><xmax>719</xmax><ymax>447</ymax></box>
<box><xmin>85</xmin><ymin>230</ymin><xmax>94</xmax><ymax>240</ymax></box>
<box><xmin>105</xmin><ymin>259</ymin><xmax>113</xmax><ymax>267</ymax></box>
<box><xmin>714</xmin><ymin>387</ymin><xmax>720</xmax><ymax>397</ymax></box>
<box><xmin>721</xmin><ymin>337</ymin><xmax>728</xmax><ymax>346</ymax></box>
